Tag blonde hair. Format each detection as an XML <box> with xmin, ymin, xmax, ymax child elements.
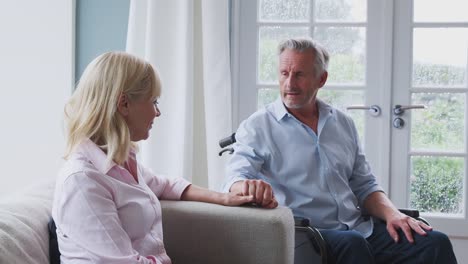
<box><xmin>64</xmin><ymin>51</ymin><xmax>161</xmax><ymax>165</ymax></box>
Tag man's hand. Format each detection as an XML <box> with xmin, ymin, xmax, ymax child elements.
<box><xmin>364</xmin><ymin>191</ymin><xmax>433</xmax><ymax>244</ymax></box>
<box><xmin>230</xmin><ymin>180</ymin><xmax>278</xmax><ymax>209</ymax></box>
<box><xmin>386</xmin><ymin>212</ymin><xmax>432</xmax><ymax>243</ymax></box>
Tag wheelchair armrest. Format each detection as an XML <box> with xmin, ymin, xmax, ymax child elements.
<box><xmin>294</xmin><ymin>216</ymin><xmax>310</xmax><ymax>227</ymax></box>
<box><xmin>364</xmin><ymin>209</ymin><xmax>421</xmax><ymax>220</ymax></box>
<box><xmin>294</xmin><ymin>216</ymin><xmax>328</xmax><ymax>264</ymax></box>
<box><xmin>398</xmin><ymin>208</ymin><xmax>419</xmax><ymax>218</ymax></box>
<box><xmin>398</xmin><ymin>208</ymin><xmax>431</xmax><ymax>225</ymax></box>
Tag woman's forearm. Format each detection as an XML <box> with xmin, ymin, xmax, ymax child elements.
<box><xmin>180</xmin><ymin>184</ymin><xmax>225</xmax><ymax>204</ymax></box>
<box><xmin>180</xmin><ymin>184</ymin><xmax>254</xmax><ymax>206</ymax></box>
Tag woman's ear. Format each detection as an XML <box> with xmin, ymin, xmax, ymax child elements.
<box><xmin>117</xmin><ymin>93</ymin><xmax>130</xmax><ymax>116</ymax></box>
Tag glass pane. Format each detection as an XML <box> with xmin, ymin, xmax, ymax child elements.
<box><xmin>414</xmin><ymin>0</ymin><xmax>468</xmax><ymax>22</ymax></box>
<box><xmin>411</xmin><ymin>93</ymin><xmax>465</xmax><ymax>152</ymax></box>
<box><xmin>413</xmin><ymin>28</ymin><xmax>468</xmax><ymax>87</ymax></box>
<box><xmin>258</xmin><ymin>26</ymin><xmax>309</xmax><ymax>84</ymax></box>
<box><xmin>410</xmin><ymin>156</ymin><xmax>464</xmax><ymax>215</ymax></box>
<box><xmin>258</xmin><ymin>87</ymin><xmax>280</xmax><ymax>108</ymax></box>
<box><xmin>315</xmin><ymin>0</ymin><xmax>366</xmax><ymax>22</ymax></box>
<box><xmin>259</xmin><ymin>0</ymin><xmax>309</xmax><ymax>22</ymax></box>
<box><xmin>314</xmin><ymin>27</ymin><xmax>366</xmax><ymax>84</ymax></box>
<box><xmin>318</xmin><ymin>89</ymin><xmax>365</xmax><ymax>144</ymax></box>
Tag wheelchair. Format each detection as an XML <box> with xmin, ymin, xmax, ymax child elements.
<box><xmin>219</xmin><ymin>133</ymin><xmax>428</xmax><ymax>264</ymax></box>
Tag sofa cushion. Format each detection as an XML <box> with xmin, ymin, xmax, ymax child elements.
<box><xmin>161</xmin><ymin>201</ymin><xmax>295</xmax><ymax>264</ymax></box>
<box><xmin>0</xmin><ymin>179</ymin><xmax>55</xmax><ymax>264</ymax></box>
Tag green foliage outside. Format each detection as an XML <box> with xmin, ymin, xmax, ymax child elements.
<box><xmin>411</xmin><ymin>92</ymin><xmax>465</xmax><ymax>151</ymax></box>
<box><xmin>259</xmin><ymin>0</ymin><xmax>309</xmax><ymax>21</ymax></box>
<box><xmin>409</xmin><ymin>63</ymin><xmax>465</xmax><ymax>214</ymax></box>
<box><xmin>258</xmin><ymin>88</ymin><xmax>280</xmax><ymax>108</ymax></box>
<box><xmin>413</xmin><ymin>62</ymin><xmax>466</xmax><ymax>86</ymax></box>
<box><xmin>410</xmin><ymin>157</ymin><xmax>463</xmax><ymax>214</ymax></box>
<box><xmin>326</xmin><ymin>54</ymin><xmax>365</xmax><ymax>84</ymax></box>
<box><xmin>258</xmin><ymin>38</ymin><xmax>280</xmax><ymax>84</ymax></box>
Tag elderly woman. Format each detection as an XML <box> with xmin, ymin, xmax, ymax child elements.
<box><xmin>52</xmin><ymin>52</ymin><xmax>258</xmax><ymax>264</ymax></box>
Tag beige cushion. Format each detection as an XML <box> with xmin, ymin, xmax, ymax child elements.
<box><xmin>161</xmin><ymin>200</ymin><xmax>295</xmax><ymax>264</ymax></box>
<box><xmin>0</xmin><ymin>179</ymin><xmax>55</xmax><ymax>264</ymax></box>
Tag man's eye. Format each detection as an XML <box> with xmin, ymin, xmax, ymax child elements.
<box><xmin>153</xmin><ymin>100</ymin><xmax>159</xmax><ymax>106</ymax></box>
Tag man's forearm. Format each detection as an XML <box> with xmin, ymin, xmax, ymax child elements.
<box><xmin>363</xmin><ymin>191</ymin><xmax>400</xmax><ymax>221</ymax></box>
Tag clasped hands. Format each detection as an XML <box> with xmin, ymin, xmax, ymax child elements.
<box><xmin>229</xmin><ymin>179</ymin><xmax>278</xmax><ymax>209</ymax></box>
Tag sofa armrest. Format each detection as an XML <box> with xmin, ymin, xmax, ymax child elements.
<box><xmin>161</xmin><ymin>201</ymin><xmax>294</xmax><ymax>264</ymax></box>
<box><xmin>0</xmin><ymin>179</ymin><xmax>55</xmax><ymax>264</ymax></box>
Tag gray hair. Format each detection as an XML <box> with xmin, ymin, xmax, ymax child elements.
<box><xmin>278</xmin><ymin>38</ymin><xmax>330</xmax><ymax>75</ymax></box>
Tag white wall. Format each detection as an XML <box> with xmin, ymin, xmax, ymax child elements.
<box><xmin>451</xmin><ymin>238</ymin><xmax>468</xmax><ymax>263</ymax></box>
<box><xmin>0</xmin><ymin>0</ymin><xmax>74</xmax><ymax>197</ymax></box>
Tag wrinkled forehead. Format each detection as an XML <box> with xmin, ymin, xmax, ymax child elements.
<box><xmin>279</xmin><ymin>49</ymin><xmax>316</xmax><ymax>71</ymax></box>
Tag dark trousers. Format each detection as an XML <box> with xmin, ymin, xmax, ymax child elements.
<box><xmin>295</xmin><ymin>221</ymin><xmax>457</xmax><ymax>264</ymax></box>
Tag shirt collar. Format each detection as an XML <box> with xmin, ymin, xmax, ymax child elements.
<box><xmin>317</xmin><ymin>98</ymin><xmax>335</xmax><ymax>120</ymax></box>
<box><xmin>75</xmin><ymin>138</ymin><xmax>117</xmax><ymax>175</ymax></box>
<box><xmin>271</xmin><ymin>98</ymin><xmax>288</xmax><ymax>121</ymax></box>
<box><xmin>271</xmin><ymin>97</ymin><xmax>335</xmax><ymax>121</ymax></box>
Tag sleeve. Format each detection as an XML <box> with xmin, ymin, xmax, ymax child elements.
<box><xmin>140</xmin><ymin>166</ymin><xmax>191</xmax><ymax>200</ymax></box>
<box><xmin>54</xmin><ymin>172</ymin><xmax>159</xmax><ymax>264</ymax></box>
<box><xmin>346</xmin><ymin>117</ymin><xmax>384</xmax><ymax>205</ymax></box>
<box><xmin>221</xmin><ymin>118</ymin><xmax>266</xmax><ymax>192</ymax></box>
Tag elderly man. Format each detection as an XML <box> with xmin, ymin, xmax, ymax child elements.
<box><xmin>223</xmin><ymin>37</ymin><xmax>457</xmax><ymax>263</ymax></box>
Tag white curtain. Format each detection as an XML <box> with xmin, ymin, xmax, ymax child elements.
<box><xmin>126</xmin><ymin>0</ymin><xmax>233</xmax><ymax>190</ymax></box>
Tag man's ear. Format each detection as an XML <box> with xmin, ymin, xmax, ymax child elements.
<box><xmin>318</xmin><ymin>71</ymin><xmax>328</xmax><ymax>88</ymax></box>
<box><xmin>117</xmin><ymin>93</ymin><xmax>130</xmax><ymax>116</ymax></box>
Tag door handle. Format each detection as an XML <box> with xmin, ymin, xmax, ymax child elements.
<box><xmin>393</xmin><ymin>104</ymin><xmax>426</xmax><ymax>115</ymax></box>
<box><xmin>346</xmin><ymin>105</ymin><xmax>381</xmax><ymax>117</ymax></box>
<box><xmin>392</xmin><ymin>104</ymin><xmax>426</xmax><ymax>129</ymax></box>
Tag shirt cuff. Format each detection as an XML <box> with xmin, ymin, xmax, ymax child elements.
<box><xmin>161</xmin><ymin>177</ymin><xmax>191</xmax><ymax>200</ymax></box>
<box><xmin>221</xmin><ymin>176</ymin><xmax>246</xmax><ymax>193</ymax></box>
<box><xmin>360</xmin><ymin>187</ymin><xmax>385</xmax><ymax>206</ymax></box>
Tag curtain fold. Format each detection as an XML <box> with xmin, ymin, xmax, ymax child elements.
<box><xmin>127</xmin><ymin>0</ymin><xmax>232</xmax><ymax>190</ymax></box>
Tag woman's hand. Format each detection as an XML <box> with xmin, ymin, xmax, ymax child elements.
<box><xmin>221</xmin><ymin>192</ymin><xmax>255</xmax><ymax>206</ymax></box>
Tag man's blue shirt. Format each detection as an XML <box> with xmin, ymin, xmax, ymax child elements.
<box><xmin>223</xmin><ymin>98</ymin><xmax>383</xmax><ymax>237</ymax></box>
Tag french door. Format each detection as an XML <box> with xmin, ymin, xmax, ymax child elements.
<box><xmin>390</xmin><ymin>0</ymin><xmax>468</xmax><ymax>238</ymax></box>
<box><xmin>233</xmin><ymin>0</ymin><xmax>468</xmax><ymax>245</ymax></box>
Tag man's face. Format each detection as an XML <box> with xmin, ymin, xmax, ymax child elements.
<box><xmin>278</xmin><ymin>49</ymin><xmax>327</xmax><ymax>110</ymax></box>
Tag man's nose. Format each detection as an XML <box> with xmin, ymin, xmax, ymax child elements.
<box><xmin>286</xmin><ymin>75</ymin><xmax>296</xmax><ymax>87</ymax></box>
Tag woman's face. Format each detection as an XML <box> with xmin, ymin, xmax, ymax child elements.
<box><xmin>123</xmin><ymin>96</ymin><xmax>161</xmax><ymax>141</ymax></box>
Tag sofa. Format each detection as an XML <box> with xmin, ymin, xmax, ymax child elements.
<box><xmin>0</xmin><ymin>178</ymin><xmax>295</xmax><ymax>264</ymax></box>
